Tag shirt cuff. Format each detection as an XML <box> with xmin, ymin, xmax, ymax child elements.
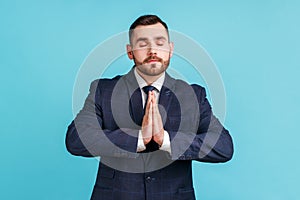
<box><xmin>159</xmin><ymin>131</ymin><xmax>171</xmax><ymax>154</ymax></box>
<box><xmin>137</xmin><ymin>130</ymin><xmax>146</xmax><ymax>152</ymax></box>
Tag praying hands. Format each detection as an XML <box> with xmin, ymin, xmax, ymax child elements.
<box><xmin>141</xmin><ymin>91</ymin><xmax>164</xmax><ymax>146</ymax></box>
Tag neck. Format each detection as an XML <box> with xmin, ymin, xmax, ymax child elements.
<box><xmin>136</xmin><ymin>69</ymin><xmax>163</xmax><ymax>85</ymax></box>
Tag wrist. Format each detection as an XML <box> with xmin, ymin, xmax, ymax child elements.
<box><xmin>154</xmin><ymin>129</ymin><xmax>164</xmax><ymax>146</ymax></box>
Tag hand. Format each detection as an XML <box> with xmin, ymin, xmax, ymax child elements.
<box><xmin>141</xmin><ymin>91</ymin><xmax>165</xmax><ymax>146</ymax></box>
<box><xmin>141</xmin><ymin>92</ymin><xmax>153</xmax><ymax>145</ymax></box>
<box><xmin>151</xmin><ymin>92</ymin><xmax>164</xmax><ymax>146</ymax></box>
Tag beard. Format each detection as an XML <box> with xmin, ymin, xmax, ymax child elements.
<box><xmin>133</xmin><ymin>54</ymin><xmax>171</xmax><ymax>77</ymax></box>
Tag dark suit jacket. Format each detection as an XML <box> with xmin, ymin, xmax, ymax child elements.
<box><xmin>66</xmin><ymin>68</ymin><xmax>234</xmax><ymax>200</ymax></box>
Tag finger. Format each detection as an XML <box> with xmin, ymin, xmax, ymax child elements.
<box><xmin>152</xmin><ymin>97</ymin><xmax>156</xmax><ymax>115</ymax></box>
<box><xmin>152</xmin><ymin>96</ymin><xmax>159</xmax><ymax>116</ymax></box>
<box><xmin>144</xmin><ymin>96</ymin><xmax>152</xmax><ymax>116</ymax></box>
<box><xmin>152</xmin><ymin>104</ymin><xmax>164</xmax><ymax>145</ymax></box>
<box><xmin>152</xmin><ymin>91</ymin><xmax>157</xmax><ymax>104</ymax></box>
<box><xmin>142</xmin><ymin>101</ymin><xmax>153</xmax><ymax>144</ymax></box>
<box><xmin>149</xmin><ymin>101</ymin><xmax>153</xmax><ymax>119</ymax></box>
<box><xmin>152</xmin><ymin>102</ymin><xmax>163</xmax><ymax>133</ymax></box>
<box><xmin>148</xmin><ymin>91</ymin><xmax>154</xmax><ymax>103</ymax></box>
<box><xmin>147</xmin><ymin>91</ymin><xmax>152</xmax><ymax>104</ymax></box>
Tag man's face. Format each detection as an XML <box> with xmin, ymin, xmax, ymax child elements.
<box><xmin>127</xmin><ymin>23</ymin><xmax>174</xmax><ymax>77</ymax></box>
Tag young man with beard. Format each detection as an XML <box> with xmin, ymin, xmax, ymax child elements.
<box><xmin>66</xmin><ymin>15</ymin><xmax>234</xmax><ymax>200</ymax></box>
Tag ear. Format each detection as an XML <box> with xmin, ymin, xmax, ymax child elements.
<box><xmin>169</xmin><ymin>42</ymin><xmax>174</xmax><ymax>58</ymax></box>
<box><xmin>126</xmin><ymin>44</ymin><xmax>134</xmax><ymax>60</ymax></box>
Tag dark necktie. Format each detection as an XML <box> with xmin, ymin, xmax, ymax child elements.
<box><xmin>141</xmin><ymin>85</ymin><xmax>160</xmax><ymax>152</ymax></box>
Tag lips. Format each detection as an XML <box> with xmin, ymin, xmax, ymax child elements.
<box><xmin>147</xmin><ymin>59</ymin><xmax>159</xmax><ymax>63</ymax></box>
<box><xmin>144</xmin><ymin>56</ymin><xmax>163</xmax><ymax>64</ymax></box>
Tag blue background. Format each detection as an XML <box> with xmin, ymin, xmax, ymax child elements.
<box><xmin>1</xmin><ymin>0</ymin><xmax>299</xmax><ymax>199</ymax></box>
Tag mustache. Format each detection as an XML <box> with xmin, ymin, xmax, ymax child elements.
<box><xmin>143</xmin><ymin>56</ymin><xmax>163</xmax><ymax>64</ymax></box>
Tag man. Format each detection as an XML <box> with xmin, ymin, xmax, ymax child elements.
<box><xmin>66</xmin><ymin>15</ymin><xmax>233</xmax><ymax>200</ymax></box>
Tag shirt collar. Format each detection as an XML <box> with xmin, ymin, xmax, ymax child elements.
<box><xmin>134</xmin><ymin>67</ymin><xmax>165</xmax><ymax>92</ymax></box>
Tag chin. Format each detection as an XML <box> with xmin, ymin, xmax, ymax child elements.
<box><xmin>149</xmin><ymin>68</ymin><xmax>166</xmax><ymax>76</ymax></box>
<box><xmin>150</xmin><ymin>62</ymin><xmax>163</xmax><ymax>68</ymax></box>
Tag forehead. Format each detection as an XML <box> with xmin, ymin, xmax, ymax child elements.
<box><xmin>131</xmin><ymin>23</ymin><xmax>168</xmax><ymax>41</ymax></box>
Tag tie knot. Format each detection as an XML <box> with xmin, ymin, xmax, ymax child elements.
<box><xmin>142</xmin><ymin>85</ymin><xmax>157</xmax><ymax>94</ymax></box>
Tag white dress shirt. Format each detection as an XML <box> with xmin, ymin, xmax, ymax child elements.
<box><xmin>134</xmin><ymin>68</ymin><xmax>171</xmax><ymax>153</ymax></box>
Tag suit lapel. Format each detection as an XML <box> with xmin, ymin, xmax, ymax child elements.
<box><xmin>122</xmin><ymin>68</ymin><xmax>144</xmax><ymax>126</ymax></box>
<box><xmin>129</xmin><ymin>89</ymin><xmax>144</xmax><ymax>126</ymax></box>
<box><xmin>158</xmin><ymin>73</ymin><xmax>176</xmax><ymax>120</ymax></box>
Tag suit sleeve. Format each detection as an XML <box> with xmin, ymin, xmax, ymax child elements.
<box><xmin>169</xmin><ymin>85</ymin><xmax>234</xmax><ymax>163</ymax></box>
<box><xmin>65</xmin><ymin>80</ymin><xmax>139</xmax><ymax>158</ymax></box>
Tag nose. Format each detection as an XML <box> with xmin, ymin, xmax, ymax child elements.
<box><xmin>147</xmin><ymin>44</ymin><xmax>157</xmax><ymax>56</ymax></box>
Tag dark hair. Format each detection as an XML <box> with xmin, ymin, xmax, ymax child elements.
<box><xmin>129</xmin><ymin>15</ymin><xmax>169</xmax><ymax>43</ymax></box>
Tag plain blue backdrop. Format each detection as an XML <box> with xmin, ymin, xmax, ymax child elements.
<box><xmin>1</xmin><ymin>0</ymin><xmax>299</xmax><ymax>199</ymax></box>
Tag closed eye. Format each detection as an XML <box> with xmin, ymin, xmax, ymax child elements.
<box><xmin>156</xmin><ymin>41</ymin><xmax>165</xmax><ymax>46</ymax></box>
<box><xmin>139</xmin><ymin>43</ymin><xmax>148</xmax><ymax>48</ymax></box>
<box><xmin>156</xmin><ymin>37</ymin><xmax>166</xmax><ymax>46</ymax></box>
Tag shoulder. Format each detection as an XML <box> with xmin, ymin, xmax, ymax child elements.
<box><xmin>190</xmin><ymin>83</ymin><xmax>206</xmax><ymax>96</ymax></box>
<box><xmin>90</xmin><ymin>75</ymin><xmax>122</xmax><ymax>89</ymax></box>
<box><xmin>85</xmin><ymin>76</ymin><xmax>123</xmax><ymax>97</ymax></box>
<box><xmin>170</xmin><ymin>76</ymin><xmax>206</xmax><ymax>97</ymax></box>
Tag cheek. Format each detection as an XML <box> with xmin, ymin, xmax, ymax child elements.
<box><xmin>156</xmin><ymin>46</ymin><xmax>170</xmax><ymax>56</ymax></box>
<box><xmin>133</xmin><ymin>50</ymin><xmax>147</xmax><ymax>60</ymax></box>
<box><xmin>158</xmin><ymin>51</ymin><xmax>171</xmax><ymax>60</ymax></box>
<box><xmin>133</xmin><ymin>50</ymin><xmax>147</xmax><ymax>58</ymax></box>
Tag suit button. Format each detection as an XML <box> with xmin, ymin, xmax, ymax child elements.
<box><xmin>146</xmin><ymin>176</ymin><xmax>152</xmax><ymax>182</ymax></box>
